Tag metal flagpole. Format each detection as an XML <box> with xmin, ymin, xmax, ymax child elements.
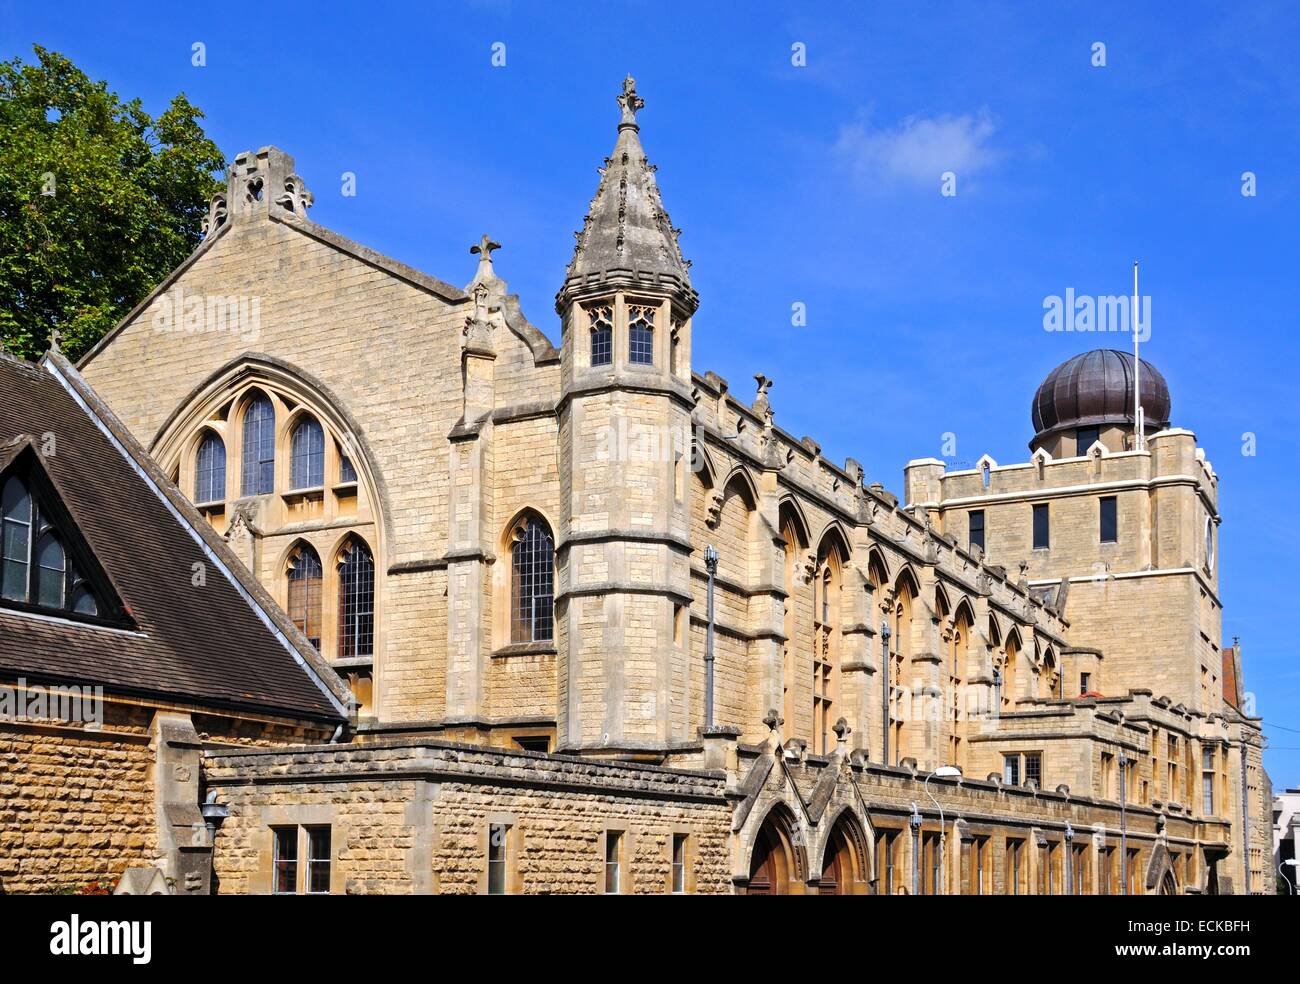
<box><xmin>1133</xmin><ymin>261</ymin><xmax>1145</xmax><ymax>451</ymax></box>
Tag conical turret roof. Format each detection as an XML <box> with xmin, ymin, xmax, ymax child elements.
<box><xmin>558</xmin><ymin>77</ymin><xmax>696</xmax><ymax>312</ymax></box>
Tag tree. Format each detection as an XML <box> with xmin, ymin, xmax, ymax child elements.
<box><xmin>0</xmin><ymin>46</ymin><xmax>224</xmax><ymax>362</ymax></box>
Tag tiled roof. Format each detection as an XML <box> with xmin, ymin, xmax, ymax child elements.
<box><xmin>1222</xmin><ymin>645</ymin><xmax>1240</xmax><ymax>710</ymax></box>
<box><xmin>0</xmin><ymin>351</ymin><xmax>349</xmax><ymax>723</ymax></box>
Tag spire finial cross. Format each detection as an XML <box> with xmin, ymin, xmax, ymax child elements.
<box><xmin>470</xmin><ymin>234</ymin><xmax>501</xmax><ymax>281</ymax></box>
<box><xmin>617</xmin><ymin>75</ymin><xmax>645</xmax><ymax>129</ymax></box>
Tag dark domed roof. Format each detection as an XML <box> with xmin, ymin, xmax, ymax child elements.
<box><xmin>1032</xmin><ymin>349</ymin><xmax>1171</xmax><ymax>440</ymax></box>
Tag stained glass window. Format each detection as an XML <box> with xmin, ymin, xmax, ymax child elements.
<box><xmin>510</xmin><ymin>517</ymin><xmax>554</xmax><ymax>643</ymax></box>
<box><xmin>241</xmin><ymin>396</ymin><xmax>275</xmax><ymax>495</ymax></box>
<box><xmin>290</xmin><ymin>417</ymin><xmax>325</xmax><ymax>489</ymax></box>
<box><xmin>195</xmin><ymin>432</ymin><xmax>226</xmax><ymax>503</ymax></box>
<box><xmin>288</xmin><ymin>544</ymin><xmax>323</xmax><ymax>651</ymax></box>
<box><xmin>338</xmin><ymin>538</ymin><xmax>375</xmax><ymax>658</ymax></box>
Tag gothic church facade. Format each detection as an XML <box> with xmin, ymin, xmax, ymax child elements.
<box><xmin>65</xmin><ymin>77</ymin><xmax>1269</xmax><ymax>895</ymax></box>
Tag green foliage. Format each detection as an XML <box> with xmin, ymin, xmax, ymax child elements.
<box><xmin>0</xmin><ymin>46</ymin><xmax>224</xmax><ymax>362</ymax></box>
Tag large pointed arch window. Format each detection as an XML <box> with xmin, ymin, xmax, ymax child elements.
<box><xmin>338</xmin><ymin>538</ymin><xmax>374</xmax><ymax>658</ymax></box>
<box><xmin>241</xmin><ymin>395</ymin><xmax>275</xmax><ymax>495</ymax></box>
<box><xmin>812</xmin><ymin>551</ymin><xmax>842</xmax><ymax>756</ymax></box>
<box><xmin>195</xmin><ymin>432</ymin><xmax>226</xmax><ymax>503</ymax></box>
<box><xmin>1</xmin><ymin>472</ymin><xmax>106</xmax><ymax>619</ymax></box>
<box><xmin>290</xmin><ymin>417</ymin><xmax>325</xmax><ymax>489</ymax></box>
<box><xmin>510</xmin><ymin>516</ymin><xmax>554</xmax><ymax>643</ymax></box>
<box><xmin>287</xmin><ymin>543</ymin><xmax>323</xmax><ymax>651</ymax></box>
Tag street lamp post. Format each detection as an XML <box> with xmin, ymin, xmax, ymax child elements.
<box><xmin>1282</xmin><ymin>858</ymin><xmax>1299</xmax><ymax>896</ymax></box>
<box><xmin>923</xmin><ymin>765</ymin><xmax>962</xmax><ymax>894</ymax></box>
<box><xmin>704</xmin><ymin>545</ymin><xmax>719</xmax><ymax>730</ymax></box>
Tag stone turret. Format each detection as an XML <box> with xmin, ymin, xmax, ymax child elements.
<box><xmin>554</xmin><ymin>78</ymin><xmax>698</xmax><ymax>754</ymax></box>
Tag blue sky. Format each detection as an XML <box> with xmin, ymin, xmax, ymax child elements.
<box><xmin>5</xmin><ymin>1</ymin><xmax>1298</xmax><ymax>784</ymax></box>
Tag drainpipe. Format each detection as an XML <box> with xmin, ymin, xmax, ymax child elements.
<box><xmin>1119</xmin><ymin>750</ymin><xmax>1128</xmax><ymax>895</ymax></box>
<box><xmin>704</xmin><ymin>545</ymin><xmax>719</xmax><ymax>731</ymax></box>
<box><xmin>881</xmin><ymin>619</ymin><xmax>892</xmax><ymax>766</ymax></box>
<box><xmin>1239</xmin><ymin>738</ymin><xmax>1251</xmax><ymax>895</ymax></box>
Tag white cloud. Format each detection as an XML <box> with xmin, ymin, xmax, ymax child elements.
<box><xmin>836</xmin><ymin>109</ymin><xmax>1002</xmax><ymax>190</ymax></box>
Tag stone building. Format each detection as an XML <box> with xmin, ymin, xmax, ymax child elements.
<box><xmin>0</xmin><ymin>349</ymin><xmax>349</xmax><ymax>894</ymax></box>
<box><xmin>3</xmin><ymin>77</ymin><xmax>1270</xmax><ymax>894</ymax></box>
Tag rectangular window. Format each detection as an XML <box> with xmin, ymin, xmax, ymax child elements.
<box><xmin>877</xmin><ymin>831</ymin><xmax>896</xmax><ymax>895</ymax></box>
<box><xmin>1201</xmin><ymin>746</ymin><xmax>1216</xmax><ymax>815</ymax></box>
<box><xmin>1024</xmin><ymin>752</ymin><xmax>1042</xmax><ymax>788</ymax></box>
<box><xmin>925</xmin><ymin>833</ymin><xmax>942</xmax><ymax>895</ymax></box>
<box><xmin>972</xmin><ymin>837</ymin><xmax>987</xmax><ymax>895</ymax></box>
<box><xmin>604</xmin><ymin>831</ymin><xmax>623</xmax><ymax>894</ymax></box>
<box><xmin>1032</xmin><ymin>503</ymin><xmax>1050</xmax><ymax>550</ymax></box>
<box><xmin>1006</xmin><ymin>839</ymin><xmax>1022</xmax><ymax>895</ymax></box>
<box><xmin>1076</xmin><ymin>426</ymin><xmax>1100</xmax><ymax>455</ymax></box>
<box><xmin>1100</xmin><ymin>496</ymin><xmax>1118</xmax><ymax>543</ymax></box>
<box><xmin>306</xmin><ymin>826</ymin><xmax>331</xmax><ymax>894</ymax></box>
<box><xmin>671</xmin><ymin>833</ymin><xmax>687</xmax><ymax>894</ymax></box>
<box><xmin>1040</xmin><ymin>843</ymin><xmax>1055</xmax><ymax>895</ymax></box>
<box><xmin>488</xmin><ymin>823</ymin><xmax>509</xmax><ymax>895</ymax></box>
<box><xmin>1080</xmin><ymin>672</ymin><xmax>1091</xmax><ymax>695</ymax></box>
<box><xmin>1167</xmin><ymin>734</ymin><xmax>1179</xmax><ymax>800</ymax></box>
<box><xmin>968</xmin><ymin>510</ymin><xmax>985</xmax><ymax>552</ymax></box>
<box><xmin>1072</xmin><ymin>845</ymin><xmax>1086</xmax><ymax>895</ymax></box>
<box><xmin>1003</xmin><ymin>753</ymin><xmax>1020</xmax><ymax>786</ymax></box>
<box><xmin>272</xmin><ymin>827</ymin><xmax>298</xmax><ymax>895</ymax></box>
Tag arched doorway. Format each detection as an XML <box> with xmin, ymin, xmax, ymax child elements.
<box><xmin>747</xmin><ymin>808</ymin><xmax>802</xmax><ymax>895</ymax></box>
<box><xmin>748</xmin><ymin>824</ymin><xmax>789</xmax><ymax>895</ymax></box>
<box><xmin>818</xmin><ymin>813</ymin><xmax>868</xmax><ymax>895</ymax></box>
<box><xmin>820</xmin><ymin>830</ymin><xmax>849</xmax><ymax>895</ymax></box>
<box><xmin>1160</xmin><ymin>871</ymin><xmax>1178</xmax><ymax>896</ymax></box>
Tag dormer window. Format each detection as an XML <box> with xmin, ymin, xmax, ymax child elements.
<box><xmin>1</xmin><ymin>471</ymin><xmax>111</xmax><ymax>621</ymax></box>
<box><xmin>2</xmin><ymin>475</ymin><xmax>32</xmax><ymax>601</ymax></box>
<box><xmin>628</xmin><ymin>303</ymin><xmax>655</xmax><ymax>365</ymax></box>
